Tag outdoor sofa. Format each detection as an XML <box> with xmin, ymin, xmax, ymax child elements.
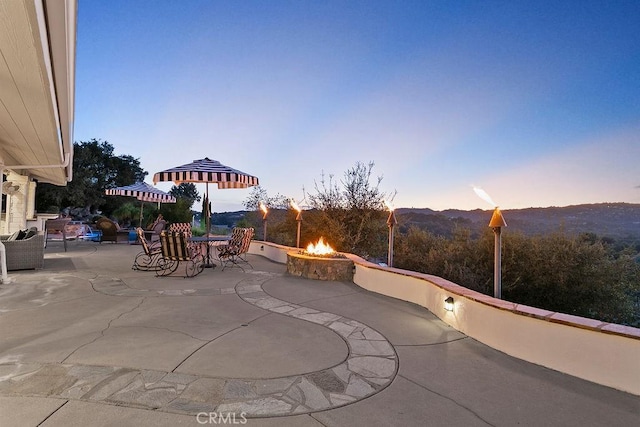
<box><xmin>0</xmin><ymin>230</ymin><xmax>45</xmax><ymax>270</ymax></box>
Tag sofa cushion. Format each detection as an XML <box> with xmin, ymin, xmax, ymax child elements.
<box><xmin>24</xmin><ymin>228</ymin><xmax>38</xmax><ymax>239</ymax></box>
<box><xmin>6</xmin><ymin>230</ymin><xmax>20</xmax><ymax>241</ymax></box>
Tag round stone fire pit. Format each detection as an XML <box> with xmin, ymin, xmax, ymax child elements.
<box><xmin>287</xmin><ymin>251</ymin><xmax>354</xmax><ymax>282</ymax></box>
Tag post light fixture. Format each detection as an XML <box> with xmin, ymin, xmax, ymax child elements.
<box><xmin>385</xmin><ymin>201</ymin><xmax>397</xmax><ymax>267</ymax></box>
<box><xmin>444</xmin><ymin>296</ymin><xmax>454</xmax><ymax>312</ymax></box>
<box><xmin>474</xmin><ymin>187</ymin><xmax>507</xmax><ymax>300</ymax></box>
<box><xmin>259</xmin><ymin>201</ymin><xmax>268</xmax><ymax>242</ymax></box>
<box><xmin>290</xmin><ymin>199</ymin><xmax>303</xmax><ymax>248</ymax></box>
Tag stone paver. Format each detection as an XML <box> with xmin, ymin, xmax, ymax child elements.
<box><xmin>1</xmin><ymin>243</ymin><xmax>638</xmax><ymax>426</ymax></box>
<box><xmin>0</xmin><ymin>269</ymin><xmax>397</xmax><ymax>417</ymax></box>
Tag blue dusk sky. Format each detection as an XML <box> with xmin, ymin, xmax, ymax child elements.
<box><xmin>74</xmin><ymin>0</ymin><xmax>640</xmax><ymax>212</ymax></box>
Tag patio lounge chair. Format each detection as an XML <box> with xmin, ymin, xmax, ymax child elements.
<box><xmin>217</xmin><ymin>227</ymin><xmax>254</xmax><ymax>271</ymax></box>
<box><xmin>132</xmin><ymin>227</ymin><xmax>163</xmax><ymax>271</ymax></box>
<box><xmin>168</xmin><ymin>222</ymin><xmax>192</xmax><ymax>236</ymax></box>
<box><xmin>169</xmin><ymin>222</ymin><xmax>196</xmax><ymax>246</ymax></box>
<box><xmin>95</xmin><ymin>217</ymin><xmax>129</xmax><ymax>243</ymax></box>
<box><xmin>44</xmin><ymin>218</ymin><xmax>73</xmax><ymax>251</ymax></box>
<box><xmin>147</xmin><ymin>219</ymin><xmax>167</xmax><ymax>243</ymax></box>
<box><xmin>157</xmin><ymin>230</ymin><xmax>205</xmax><ymax>278</ymax></box>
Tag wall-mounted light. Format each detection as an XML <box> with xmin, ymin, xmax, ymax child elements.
<box><xmin>444</xmin><ymin>296</ymin><xmax>454</xmax><ymax>312</ymax></box>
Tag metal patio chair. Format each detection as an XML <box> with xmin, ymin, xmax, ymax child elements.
<box><xmin>132</xmin><ymin>227</ymin><xmax>163</xmax><ymax>271</ymax></box>
<box><xmin>44</xmin><ymin>218</ymin><xmax>73</xmax><ymax>251</ymax></box>
<box><xmin>157</xmin><ymin>230</ymin><xmax>205</xmax><ymax>278</ymax></box>
<box><xmin>217</xmin><ymin>227</ymin><xmax>254</xmax><ymax>271</ymax></box>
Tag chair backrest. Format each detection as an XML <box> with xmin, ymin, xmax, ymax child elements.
<box><xmin>159</xmin><ymin>231</ymin><xmax>191</xmax><ymax>261</ymax></box>
<box><xmin>45</xmin><ymin>218</ymin><xmax>71</xmax><ymax>234</ymax></box>
<box><xmin>152</xmin><ymin>220</ymin><xmax>167</xmax><ymax>234</ymax></box>
<box><xmin>168</xmin><ymin>222</ymin><xmax>191</xmax><ymax>237</ymax></box>
<box><xmin>228</xmin><ymin>227</ymin><xmax>245</xmax><ymax>247</ymax></box>
<box><xmin>238</xmin><ymin>228</ymin><xmax>254</xmax><ymax>254</ymax></box>
<box><xmin>136</xmin><ymin>227</ymin><xmax>152</xmax><ymax>255</ymax></box>
<box><xmin>96</xmin><ymin>217</ymin><xmax>119</xmax><ymax>235</ymax></box>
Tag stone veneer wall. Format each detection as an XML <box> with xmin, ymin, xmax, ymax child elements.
<box><xmin>249</xmin><ymin>240</ymin><xmax>640</xmax><ymax>396</ymax></box>
<box><xmin>287</xmin><ymin>251</ymin><xmax>354</xmax><ymax>281</ymax></box>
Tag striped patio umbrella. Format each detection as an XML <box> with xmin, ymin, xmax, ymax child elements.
<box><xmin>152</xmin><ymin>158</ymin><xmax>259</xmax><ymax>235</ymax></box>
<box><xmin>105</xmin><ymin>182</ymin><xmax>176</xmax><ymax>225</ymax></box>
<box><xmin>152</xmin><ymin>157</ymin><xmax>259</xmax><ymax>189</ymax></box>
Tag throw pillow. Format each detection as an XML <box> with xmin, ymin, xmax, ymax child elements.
<box><xmin>15</xmin><ymin>229</ymin><xmax>27</xmax><ymax>240</ymax></box>
<box><xmin>6</xmin><ymin>230</ymin><xmax>20</xmax><ymax>241</ymax></box>
<box><xmin>24</xmin><ymin>229</ymin><xmax>37</xmax><ymax>239</ymax></box>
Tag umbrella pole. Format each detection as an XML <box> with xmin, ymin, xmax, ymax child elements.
<box><xmin>140</xmin><ymin>202</ymin><xmax>144</xmax><ymax>227</ymax></box>
<box><xmin>204</xmin><ymin>183</ymin><xmax>214</xmax><ymax>268</ymax></box>
<box><xmin>206</xmin><ymin>183</ymin><xmax>210</xmax><ymax>236</ymax></box>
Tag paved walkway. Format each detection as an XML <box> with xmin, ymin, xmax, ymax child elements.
<box><xmin>0</xmin><ymin>241</ymin><xmax>638</xmax><ymax>426</ymax></box>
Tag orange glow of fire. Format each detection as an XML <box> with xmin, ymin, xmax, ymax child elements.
<box><xmin>290</xmin><ymin>199</ymin><xmax>301</xmax><ymax>212</ymax></box>
<box><xmin>473</xmin><ymin>186</ymin><xmax>497</xmax><ymax>208</ymax></box>
<box><xmin>306</xmin><ymin>237</ymin><xmax>335</xmax><ymax>255</ymax></box>
<box><xmin>259</xmin><ymin>201</ymin><xmax>268</xmax><ymax>214</ymax></box>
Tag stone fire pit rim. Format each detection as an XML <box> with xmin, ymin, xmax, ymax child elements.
<box><xmin>292</xmin><ymin>250</ymin><xmax>348</xmax><ymax>260</ymax></box>
<box><xmin>286</xmin><ymin>251</ymin><xmax>355</xmax><ymax>281</ymax></box>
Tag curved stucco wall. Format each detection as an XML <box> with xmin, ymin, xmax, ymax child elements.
<box><xmin>249</xmin><ymin>241</ymin><xmax>640</xmax><ymax>396</ymax></box>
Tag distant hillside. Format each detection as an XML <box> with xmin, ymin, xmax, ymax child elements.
<box><xmin>396</xmin><ymin>203</ymin><xmax>640</xmax><ymax>243</ymax></box>
<box><xmin>220</xmin><ymin>203</ymin><xmax>640</xmax><ymax>246</ymax></box>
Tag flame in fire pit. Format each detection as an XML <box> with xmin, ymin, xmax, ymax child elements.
<box><xmin>306</xmin><ymin>237</ymin><xmax>335</xmax><ymax>256</ymax></box>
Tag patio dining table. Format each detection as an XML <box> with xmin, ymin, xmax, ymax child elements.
<box><xmin>189</xmin><ymin>235</ymin><xmax>230</xmax><ymax>268</ymax></box>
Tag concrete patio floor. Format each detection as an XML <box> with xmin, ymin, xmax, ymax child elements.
<box><xmin>0</xmin><ymin>240</ymin><xmax>638</xmax><ymax>426</ymax></box>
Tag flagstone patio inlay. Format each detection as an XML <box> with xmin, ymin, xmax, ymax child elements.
<box><xmin>0</xmin><ymin>271</ymin><xmax>398</xmax><ymax>417</ymax></box>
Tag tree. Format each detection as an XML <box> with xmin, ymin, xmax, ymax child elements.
<box><xmin>500</xmin><ymin>231</ymin><xmax>638</xmax><ymax>325</ymax></box>
<box><xmin>111</xmin><ymin>202</ymin><xmax>139</xmax><ymax>227</ymax></box>
<box><xmin>243</xmin><ymin>186</ymin><xmax>289</xmax><ymax>210</ymax></box>
<box><xmin>242</xmin><ymin>186</ymin><xmax>290</xmax><ymax>243</ymax></box>
<box><xmin>169</xmin><ymin>183</ymin><xmax>201</xmax><ymax>209</ymax></box>
<box><xmin>394</xmin><ymin>227</ymin><xmax>640</xmax><ymax>326</ymax></box>
<box><xmin>240</xmin><ymin>163</ymin><xmax>393</xmax><ymax>256</ymax></box>
<box><xmin>158</xmin><ymin>198</ymin><xmax>194</xmax><ymax>224</ymax></box>
<box><xmin>35</xmin><ymin>139</ymin><xmax>146</xmax><ymax>215</ymax></box>
<box><xmin>305</xmin><ymin>161</ymin><xmax>394</xmax><ymax>259</ymax></box>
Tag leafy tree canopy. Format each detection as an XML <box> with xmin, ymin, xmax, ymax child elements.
<box><xmin>35</xmin><ymin>139</ymin><xmax>146</xmax><ymax>215</ymax></box>
<box><xmin>158</xmin><ymin>198</ymin><xmax>194</xmax><ymax>224</ymax></box>
<box><xmin>170</xmin><ymin>183</ymin><xmax>201</xmax><ymax>209</ymax></box>
<box><xmin>305</xmin><ymin>161</ymin><xmax>395</xmax><ymax>257</ymax></box>
<box><xmin>308</xmin><ymin>161</ymin><xmax>394</xmax><ymax>211</ymax></box>
<box><xmin>243</xmin><ymin>161</ymin><xmax>395</xmax><ymax>258</ymax></box>
<box><xmin>394</xmin><ymin>227</ymin><xmax>640</xmax><ymax>326</ymax></box>
<box><xmin>243</xmin><ymin>186</ymin><xmax>290</xmax><ymax>210</ymax></box>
